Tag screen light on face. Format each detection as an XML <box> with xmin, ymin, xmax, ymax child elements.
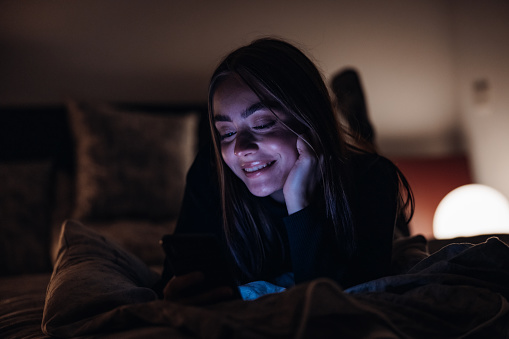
<box><xmin>433</xmin><ymin>184</ymin><xmax>509</xmax><ymax>239</ymax></box>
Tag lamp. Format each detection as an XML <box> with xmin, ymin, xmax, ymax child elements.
<box><xmin>433</xmin><ymin>184</ymin><xmax>509</xmax><ymax>239</ymax></box>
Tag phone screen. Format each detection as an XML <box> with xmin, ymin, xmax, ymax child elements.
<box><xmin>160</xmin><ymin>234</ymin><xmax>241</xmax><ymax>299</ymax></box>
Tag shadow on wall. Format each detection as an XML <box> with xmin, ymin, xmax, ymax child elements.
<box><xmin>330</xmin><ymin>68</ymin><xmax>376</xmax><ymax>149</ymax></box>
<box><xmin>329</xmin><ymin>68</ymin><xmax>472</xmax><ymax>239</ymax></box>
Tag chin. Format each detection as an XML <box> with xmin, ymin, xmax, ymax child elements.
<box><xmin>248</xmin><ymin>188</ymin><xmax>274</xmax><ymax>198</ymax></box>
<box><xmin>247</xmin><ymin>185</ymin><xmax>284</xmax><ymax>201</ymax></box>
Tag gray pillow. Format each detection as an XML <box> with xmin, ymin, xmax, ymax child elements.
<box><xmin>68</xmin><ymin>101</ymin><xmax>199</xmax><ymax>220</ymax></box>
<box><xmin>43</xmin><ymin>219</ymin><xmax>160</xmax><ymax>334</ymax></box>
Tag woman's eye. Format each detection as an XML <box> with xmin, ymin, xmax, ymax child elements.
<box><xmin>253</xmin><ymin>120</ymin><xmax>276</xmax><ymax>130</ymax></box>
<box><xmin>220</xmin><ymin>131</ymin><xmax>236</xmax><ymax>140</ymax></box>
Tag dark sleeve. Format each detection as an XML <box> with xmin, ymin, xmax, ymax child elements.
<box><xmin>346</xmin><ymin>155</ymin><xmax>399</xmax><ymax>286</ymax></box>
<box><xmin>283</xmin><ymin>205</ymin><xmax>338</xmax><ymax>284</ymax></box>
<box><xmin>283</xmin><ymin>154</ymin><xmax>399</xmax><ymax>289</ymax></box>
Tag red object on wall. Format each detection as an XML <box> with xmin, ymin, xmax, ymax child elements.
<box><xmin>390</xmin><ymin>155</ymin><xmax>473</xmax><ymax>239</ymax></box>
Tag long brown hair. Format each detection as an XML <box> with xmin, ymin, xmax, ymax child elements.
<box><xmin>208</xmin><ymin>38</ymin><xmax>412</xmax><ymax>282</ymax></box>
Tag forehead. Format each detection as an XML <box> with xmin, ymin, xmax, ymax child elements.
<box><xmin>212</xmin><ymin>76</ymin><xmax>259</xmax><ymax>116</ymax></box>
<box><xmin>212</xmin><ymin>75</ymin><xmax>297</xmax><ymax>125</ymax></box>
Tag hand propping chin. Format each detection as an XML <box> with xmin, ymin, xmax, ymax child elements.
<box><xmin>284</xmin><ymin>135</ymin><xmax>322</xmax><ymax>214</ymax></box>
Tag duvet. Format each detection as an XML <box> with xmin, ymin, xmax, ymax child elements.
<box><xmin>3</xmin><ymin>220</ymin><xmax>509</xmax><ymax>338</ymax></box>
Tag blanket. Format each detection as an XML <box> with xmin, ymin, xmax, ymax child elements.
<box><xmin>42</xmin><ymin>229</ymin><xmax>509</xmax><ymax>338</ymax></box>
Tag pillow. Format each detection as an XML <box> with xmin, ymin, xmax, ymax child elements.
<box><xmin>80</xmin><ymin>219</ymin><xmax>177</xmax><ymax>267</ymax></box>
<box><xmin>67</xmin><ymin>101</ymin><xmax>199</xmax><ymax>220</ymax></box>
<box><xmin>0</xmin><ymin>161</ymin><xmax>53</xmax><ymax>275</ymax></box>
<box><xmin>43</xmin><ymin>219</ymin><xmax>160</xmax><ymax>333</ymax></box>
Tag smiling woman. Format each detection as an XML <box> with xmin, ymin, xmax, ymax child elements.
<box><xmin>213</xmin><ymin>75</ymin><xmax>301</xmax><ymax>203</ymax></box>
<box><xmin>157</xmin><ymin>38</ymin><xmax>415</xmax><ymax>305</ymax></box>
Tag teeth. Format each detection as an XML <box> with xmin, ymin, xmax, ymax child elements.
<box><xmin>244</xmin><ymin>162</ymin><xmax>272</xmax><ymax>173</ymax></box>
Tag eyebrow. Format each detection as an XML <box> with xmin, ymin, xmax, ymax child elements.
<box><xmin>214</xmin><ymin>102</ymin><xmax>269</xmax><ymax>122</ymax></box>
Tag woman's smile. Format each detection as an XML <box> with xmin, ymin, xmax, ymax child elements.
<box><xmin>242</xmin><ymin>160</ymin><xmax>276</xmax><ymax>175</ymax></box>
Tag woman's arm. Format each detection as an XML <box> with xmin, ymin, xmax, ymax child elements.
<box><xmin>154</xmin><ymin>145</ymin><xmax>224</xmax><ymax>297</ymax></box>
<box><xmin>283</xmin><ymin>205</ymin><xmax>338</xmax><ymax>284</ymax></box>
<box><xmin>283</xmin><ymin>154</ymin><xmax>399</xmax><ymax>288</ymax></box>
<box><xmin>346</xmin><ymin>155</ymin><xmax>399</xmax><ymax>286</ymax></box>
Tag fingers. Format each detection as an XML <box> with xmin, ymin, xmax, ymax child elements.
<box><xmin>296</xmin><ymin>135</ymin><xmax>321</xmax><ymax>171</ymax></box>
<box><xmin>296</xmin><ymin>134</ymin><xmax>313</xmax><ymax>156</ymax></box>
<box><xmin>163</xmin><ymin>271</ymin><xmax>204</xmax><ymax>300</ymax></box>
<box><xmin>177</xmin><ymin>286</ymin><xmax>235</xmax><ymax>306</ymax></box>
<box><xmin>297</xmin><ymin>134</ymin><xmax>324</xmax><ymax>175</ymax></box>
<box><xmin>283</xmin><ymin>134</ymin><xmax>323</xmax><ymax>214</ymax></box>
<box><xmin>163</xmin><ymin>272</ymin><xmax>236</xmax><ymax>306</ymax></box>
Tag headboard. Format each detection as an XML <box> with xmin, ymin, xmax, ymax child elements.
<box><xmin>0</xmin><ymin>103</ymin><xmax>210</xmax><ymax>168</ymax></box>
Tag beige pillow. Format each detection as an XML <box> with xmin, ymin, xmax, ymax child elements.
<box><xmin>43</xmin><ymin>219</ymin><xmax>160</xmax><ymax>336</ymax></box>
<box><xmin>68</xmin><ymin>101</ymin><xmax>199</xmax><ymax>220</ymax></box>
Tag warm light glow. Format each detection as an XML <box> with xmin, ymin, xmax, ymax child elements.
<box><xmin>433</xmin><ymin>184</ymin><xmax>509</xmax><ymax>239</ymax></box>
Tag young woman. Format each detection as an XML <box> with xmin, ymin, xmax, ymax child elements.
<box><xmin>160</xmin><ymin>38</ymin><xmax>413</xmax><ymax>305</ymax></box>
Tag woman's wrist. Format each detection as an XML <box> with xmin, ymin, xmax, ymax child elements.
<box><xmin>285</xmin><ymin>196</ymin><xmax>309</xmax><ymax>215</ymax></box>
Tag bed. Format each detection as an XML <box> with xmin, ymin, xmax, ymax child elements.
<box><xmin>1</xmin><ymin>102</ymin><xmax>509</xmax><ymax>338</ymax></box>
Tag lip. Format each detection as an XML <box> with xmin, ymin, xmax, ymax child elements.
<box><xmin>241</xmin><ymin>160</ymin><xmax>276</xmax><ymax>178</ymax></box>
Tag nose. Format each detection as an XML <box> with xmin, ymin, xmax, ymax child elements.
<box><xmin>234</xmin><ymin>130</ymin><xmax>258</xmax><ymax>157</ymax></box>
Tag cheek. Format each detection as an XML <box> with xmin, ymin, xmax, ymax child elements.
<box><xmin>268</xmin><ymin>133</ymin><xmax>299</xmax><ymax>158</ymax></box>
<box><xmin>220</xmin><ymin>143</ymin><xmax>235</xmax><ymax>170</ymax></box>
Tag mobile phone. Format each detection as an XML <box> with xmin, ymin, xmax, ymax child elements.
<box><xmin>160</xmin><ymin>234</ymin><xmax>241</xmax><ymax>299</ymax></box>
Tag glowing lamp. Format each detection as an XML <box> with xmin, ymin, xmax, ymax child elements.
<box><xmin>433</xmin><ymin>184</ymin><xmax>509</xmax><ymax>239</ymax></box>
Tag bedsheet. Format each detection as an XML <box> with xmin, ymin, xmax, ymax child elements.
<box><xmin>0</xmin><ymin>274</ymin><xmax>51</xmax><ymax>339</ymax></box>
<box><xmin>39</xmin><ymin>237</ymin><xmax>509</xmax><ymax>338</ymax></box>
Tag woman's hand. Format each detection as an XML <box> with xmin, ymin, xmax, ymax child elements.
<box><xmin>163</xmin><ymin>271</ymin><xmax>236</xmax><ymax>306</ymax></box>
<box><xmin>283</xmin><ymin>135</ymin><xmax>323</xmax><ymax>215</ymax></box>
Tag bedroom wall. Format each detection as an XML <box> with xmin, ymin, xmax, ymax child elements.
<box><xmin>1</xmin><ymin>0</ymin><xmax>508</xmax><ymax>237</ymax></box>
<box><xmin>453</xmin><ymin>0</ymin><xmax>509</xmax><ymax>202</ymax></box>
<box><xmin>0</xmin><ymin>0</ymin><xmax>457</xmax><ymax>156</ymax></box>
<box><xmin>401</xmin><ymin>0</ymin><xmax>509</xmax><ymax>237</ymax></box>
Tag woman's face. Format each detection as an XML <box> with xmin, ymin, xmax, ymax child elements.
<box><xmin>213</xmin><ymin>76</ymin><xmax>299</xmax><ymax>202</ymax></box>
